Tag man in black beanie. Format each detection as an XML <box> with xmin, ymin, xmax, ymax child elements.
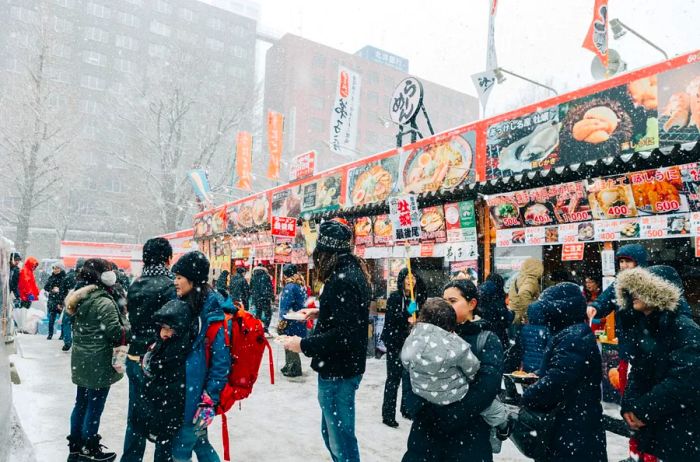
<box><xmin>122</xmin><ymin>237</ymin><xmax>176</xmax><ymax>462</ymax></box>
<box><xmin>282</xmin><ymin>219</ymin><xmax>371</xmax><ymax>462</ymax></box>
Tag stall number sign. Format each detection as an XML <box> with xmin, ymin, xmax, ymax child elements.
<box><xmin>389</xmin><ymin>195</ymin><xmax>421</xmax><ymax>241</ymax></box>
<box><xmin>271</xmin><ymin>216</ymin><xmax>297</xmax><ymax>238</ymax></box>
<box><xmin>562</xmin><ymin>243</ymin><xmax>585</xmax><ymax>261</ymax></box>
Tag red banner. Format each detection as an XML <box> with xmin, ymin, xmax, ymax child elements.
<box><xmin>271</xmin><ymin>216</ymin><xmax>296</xmax><ymax>238</ymax></box>
<box><xmin>582</xmin><ymin>0</ymin><xmax>608</xmax><ymax>67</ymax></box>
<box><xmin>236</xmin><ymin>131</ymin><xmax>253</xmax><ymax>190</ymax></box>
<box><xmin>267</xmin><ymin>111</ymin><xmax>283</xmax><ymax>180</ymax></box>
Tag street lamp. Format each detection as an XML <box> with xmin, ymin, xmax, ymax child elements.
<box><xmin>493</xmin><ymin>68</ymin><xmax>558</xmax><ymax>95</ymax></box>
<box><xmin>609</xmin><ymin>18</ymin><xmax>669</xmax><ymax>60</ymax></box>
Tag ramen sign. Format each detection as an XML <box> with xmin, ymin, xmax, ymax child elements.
<box><xmin>390</xmin><ymin>77</ymin><xmax>424</xmax><ymax>125</ymax></box>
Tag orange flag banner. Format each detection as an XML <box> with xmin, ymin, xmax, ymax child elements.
<box><xmin>235</xmin><ymin>131</ymin><xmax>253</xmax><ymax>190</ymax></box>
<box><xmin>266</xmin><ymin>111</ymin><xmax>284</xmax><ymax>180</ymax></box>
<box><xmin>582</xmin><ymin>0</ymin><xmax>609</xmax><ymax>67</ymax></box>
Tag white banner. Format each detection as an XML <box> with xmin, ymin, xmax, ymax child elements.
<box><xmin>329</xmin><ymin>66</ymin><xmax>361</xmax><ymax>156</ymax></box>
<box><xmin>487</xmin><ymin>0</ymin><xmax>498</xmax><ymax>70</ymax></box>
<box><xmin>471</xmin><ymin>69</ymin><xmax>498</xmax><ymax>107</ymax></box>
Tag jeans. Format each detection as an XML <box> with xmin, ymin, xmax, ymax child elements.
<box><xmin>69</xmin><ymin>386</ymin><xmax>110</xmax><ymax>441</ymax></box>
<box><xmin>254</xmin><ymin>301</ymin><xmax>272</xmax><ymax>330</ymax></box>
<box><xmin>318</xmin><ymin>375</ymin><xmax>362</xmax><ymax>462</ymax></box>
<box><xmin>382</xmin><ymin>350</ymin><xmax>413</xmax><ymax>421</ymax></box>
<box><xmin>63</xmin><ymin>313</ymin><xmax>73</xmax><ymax>347</ymax></box>
<box><xmin>171</xmin><ymin>425</ymin><xmax>219</xmax><ymax>462</ymax></box>
<box><xmin>121</xmin><ymin>359</ymin><xmax>172</xmax><ymax>462</ymax></box>
<box><xmin>47</xmin><ymin>307</ymin><xmax>59</xmax><ymax>337</ymax></box>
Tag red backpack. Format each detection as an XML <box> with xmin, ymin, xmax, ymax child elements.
<box><xmin>204</xmin><ymin>302</ymin><xmax>274</xmax><ymax>461</ymax></box>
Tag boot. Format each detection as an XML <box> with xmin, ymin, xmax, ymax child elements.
<box><xmin>78</xmin><ymin>435</ymin><xmax>116</xmax><ymax>462</ymax></box>
<box><xmin>67</xmin><ymin>435</ymin><xmax>81</xmax><ymax>462</ymax></box>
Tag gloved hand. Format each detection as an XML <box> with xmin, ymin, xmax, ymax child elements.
<box><xmin>27</xmin><ymin>294</ymin><xmax>35</xmax><ymax>302</ymax></box>
<box><xmin>193</xmin><ymin>392</ymin><xmax>216</xmax><ymax>431</ymax></box>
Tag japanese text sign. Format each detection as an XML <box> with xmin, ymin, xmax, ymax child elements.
<box><xmin>271</xmin><ymin>216</ymin><xmax>297</xmax><ymax>238</ymax></box>
<box><xmin>390</xmin><ymin>77</ymin><xmax>423</xmax><ymax>125</ymax></box>
<box><xmin>290</xmin><ymin>151</ymin><xmax>316</xmax><ymax>181</ymax></box>
<box><xmin>389</xmin><ymin>195</ymin><xmax>421</xmax><ymax>242</ymax></box>
<box><xmin>562</xmin><ymin>243</ymin><xmax>585</xmax><ymax>261</ymax></box>
<box><xmin>330</xmin><ymin>67</ymin><xmax>361</xmax><ymax>156</ymax></box>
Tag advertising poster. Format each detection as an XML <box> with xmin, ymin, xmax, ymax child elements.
<box><xmin>657</xmin><ymin>59</ymin><xmax>700</xmax><ymax>144</ymax></box>
<box><xmin>445</xmin><ymin>201</ymin><xmax>477</xmax><ymax>242</ymax></box>
<box><xmin>353</xmin><ymin>217</ymin><xmax>373</xmax><ymax>246</ymax></box>
<box><xmin>585</xmin><ymin>175</ymin><xmax>638</xmax><ymax>220</ymax></box>
<box><xmin>400</xmin><ymin>131</ymin><xmax>476</xmax><ymax>194</ymax></box>
<box><xmin>373</xmin><ymin>215</ymin><xmax>394</xmax><ymax>246</ymax></box>
<box><xmin>628</xmin><ymin>166</ymin><xmax>688</xmax><ymax>215</ymax></box>
<box><xmin>290</xmin><ymin>151</ymin><xmax>316</xmax><ymax>181</ymax></box>
<box><xmin>419</xmin><ymin>206</ymin><xmax>447</xmax><ymax>243</ymax></box>
<box><xmin>193</xmin><ymin>215</ymin><xmax>211</xmax><ymax>239</ymax></box>
<box><xmin>228</xmin><ymin>194</ymin><xmax>270</xmax><ymax>230</ymax></box>
<box><xmin>300</xmin><ymin>173</ymin><xmax>343</xmax><ymax>216</ymax></box>
<box><xmin>681</xmin><ymin>163</ymin><xmax>700</xmax><ymax>211</ymax></box>
<box><xmin>271</xmin><ymin>186</ymin><xmax>302</xmax><ymax>218</ymax></box>
<box><xmin>346</xmin><ymin>156</ymin><xmax>400</xmax><ymax>207</ymax></box>
<box><xmin>450</xmin><ymin>260</ymin><xmax>478</xmax><ymax>282</ymax></box>
<box><xmin>273</xmin><ymin>237</ymin><xmax>293</xmax><ymax>264</ymax></box>
<box><xmin>389</xmin><ymin>195</ymin><xmax>421</xmax><ymax>242</ymax></box>
<box><xmin>301</xmin><ymin>221</ymin><xmax>318</xmax><ymax>256</ymax></box>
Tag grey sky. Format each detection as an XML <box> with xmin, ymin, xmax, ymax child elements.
<box><xmin>259</xmin><ymin>0</ymin><xmax>700</xmax><ymax>115</ymax></box>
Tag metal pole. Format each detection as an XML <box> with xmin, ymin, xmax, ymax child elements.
<box><xmin>616</xmin><ymin>19</ymin><xmax>669</xmax><ymax>60</ymax></box>
<box><xmin>497</xmin><ymin>68</ymin><xmax>559</xmax><ymax>95</ymax></box>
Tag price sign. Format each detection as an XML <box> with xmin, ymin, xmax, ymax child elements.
<box><xmin>692</xmin><ymin>212</ymin><xmax>700</xmax><ymax>235</ymax></box>
<box><xmin>525</xmin><ymin>227</ymin><xmax>546</xmax><ymax>246</ymax></box>
<box><xmin>388</xmin><ymin>195</ymin><xmax>421</xmax><ymax>242</ymax></box>
<box><xmin>562</xmin><ymin>243</ymin><xmax>585</xmax><ymax>261</ymax></box>
<box><xmin>420</xmin><ymin>242</ymin><xmax>435</xmax><ymax>257</ymax></box>
<box><xmin>495</xmin><ymin>229</ymin><xmax>514</xmax><ymax>248</ymax></box>
<box><xmin>595</xmin><ymin>220</ymin><xmax>619</xmax><ymax>242</ymax></box>
<box><xmin>559</xmin><ymin>224</ymin><xmax>579</xmax><ymax>243</ymax></box>
<box><xmin>640</xmin><ymin>216</ymin><xmax>667</xmax><ymax>240</ymax></box>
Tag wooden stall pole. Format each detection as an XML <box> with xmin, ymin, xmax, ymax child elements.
<box><xmin>479</xmin><ymin>199</ymin><xmax>492</xmax><ymax>279</ymax></box>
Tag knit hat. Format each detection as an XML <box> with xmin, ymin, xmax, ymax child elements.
<box><xmin>236</xmin><ymin>266</ymin><xmax>246</xmax><ymax>275</ymax></box>
<box><xmin>315</xmin><ymin>219</ymin><xmax>352</xmax><ymax>254</ymax></box>
<box><xmin>172</xmin><ymin>251</ymin><xmax>210</xmax><ymax>284</ymax></box>
<box><xmin>283</xmin><ymin>264</ymin><xmax>297</xmax><ymax>279</ymax></box>
<box><xmin>10</xmin><ymin>252</ymin><xmax>21</xmax><ymax>262</ymax></box>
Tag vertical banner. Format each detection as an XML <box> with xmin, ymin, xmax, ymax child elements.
<box><xmin>266</xmin><ymin>111</ymin><xmax>283</xmax><ymax>180</ymax></box>
<box><xmin>582</xmin><ymin>0</ymin><xmax>609</xmax><ymax>67</ymax></box>
<box><xmin>471</xmin><ymin>70</ymin><xmax>498</xmax><ymax>108</ymax></box>
<box><xmin>486</xmin><ymin>0</ymin><xmax>498</xmax><ymax>70</ymax></box>
<box><xmin>187</xmin><ymin>169</ymin><xmax>214</xmax><ymax>209</ymax></box>
<box><xmin>329</xmin><ymin>66</ymin><xmax>361</xmax><ymax>156</ymax></box>
<box><xmin>235</xmin><ymin>131</ymin><xmax>253</xmax><ymax>190</ymax></box>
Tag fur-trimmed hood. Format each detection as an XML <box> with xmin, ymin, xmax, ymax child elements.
<box><xmin>615</xmin><ymin>267</ymin><xmax>681</xmax><ymax>312</ymax></box>
<box><xmin>65</xmin><ymin>284</ymin><xmax>99</xmax><ymax>315</ymax></box>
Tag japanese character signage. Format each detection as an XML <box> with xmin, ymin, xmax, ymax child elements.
<box><xmin>235</xmin><ymin>131</ymin><xmax>253</xmax><ymax>190</ymax></box>
<box><xmin>289</xmin><ymin>151</ymin><xmax>316</xmax><ymax>181</ymax></box>
<box><xmin>471</xmin><ymin>70</ymin><xmax>497</xmax><ymax>107</ymax></box>
<box><xmin>329</xmin><ymin>66</ymin><xmax>361</xmax><ymax>156</ymax></box>
<box><xmin>388</xmin><ymin>195</ymin><xmax>421</xmax><ymax>242</ymax></box>
<box><xmin>271</xmin><ymin>216</ymin><xmax>297</xmax><ymax>238</ymax></box>
<box><xmin>562</xmin><ymin>243</ymin><xmax>585</xmax><ymax>261</ymax></box>
<box><xmin>266</xmin><ymin>111</ymin><xmax>284</xmax><ymax>180</ymax></box>
<box><xmin>390</xmin><ymin>77</ymin><xmax>423</xmax><ymax>125</ymax></box>
<box><xmin>582</xmin><ymin>0</ymin><xmax>608</xmax><ymax>67</ymax></box>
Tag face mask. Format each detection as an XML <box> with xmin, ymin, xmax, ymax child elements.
<box><xmin>100</xmin><ymin>271</ymin><xmax>117</xmax><ymax>287</ymax></box>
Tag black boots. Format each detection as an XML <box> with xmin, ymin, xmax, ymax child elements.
<box><xmin>67</xmin><ymin>436</ymin><xmax>81</xmax><ymax>462</ymax></box>
<box><xmin>78</xmin><ymin>435</ymin><xmax>116</xmax><ymax>462</ymax></box>
<box><xmin>382</xmin><ymin>418</ymin><xmax>399</xmax><ymax>428</ymax></box>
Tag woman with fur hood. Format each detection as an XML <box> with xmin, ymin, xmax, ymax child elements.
<box><xmin>65</xmin><ymin>259</ymin><xmax>130</xmax><ymax>462</ymax></box>
<box><xmin>616</xmin><ymin>266</ymin><xmax>700</xmax><ymax>462</ymax></box>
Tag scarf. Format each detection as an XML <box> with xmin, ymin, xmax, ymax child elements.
<box><xmin>142</xmin><ymin>264</ymin><xmax>173</xmax><ymax>279</ymax></box>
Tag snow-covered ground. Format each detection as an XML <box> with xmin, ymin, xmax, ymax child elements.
<box><xmin>10</xmin><ymin>333</ymin><xmax>629</xmax><ymax>461</ymax></box>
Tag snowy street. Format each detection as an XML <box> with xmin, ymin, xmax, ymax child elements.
<box><xmin>10</xmin><ymin>333</ymin><xmax>629</xmax><ymax>462</ymax></box>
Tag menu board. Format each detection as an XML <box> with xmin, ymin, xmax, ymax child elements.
<box><xmin>372</xmin><ymin>214</ymin><xmax>393</xmax><ymax>246</ymax></box>
<box><xmin>345</xmin><ymin>157</ymin><xmax>399</xmax><ymax>207</ymax></box>
<box><xmin>271</xmin><ymin>187</ymin><xmax>303</xmax><ymax>218</ymax></box>
<box><xmin>300</xmin><ymin>173</ymin><xmax>343</xmax><ymax>217</ymax></box>
<box><xmin>228</xmin><ymin>194</ymin><xmax>270</xmax><ymax>230</ymax></box>
<box><xmin>445</xmin><ymin>201</ymin><xmax>477</xmax><ymax>242</ymax></box>
<box><xmin>628</xmin><ymin>166</ymin><xmax>688</xmax><ymax>215</ymax></box>
<box><xmin>419</xmin><ymin>206</ymin><xmax>447</xmax><ymax>243</ymax></box>
<box><xmin>273</xmin><ymin>237</ymin><xmax>293</xmax><ymax>264</ymax></box>
<box><xmin>353</xmin><ymin>216</ymin><xmax>373</xmax><ymax>246</ymax></box>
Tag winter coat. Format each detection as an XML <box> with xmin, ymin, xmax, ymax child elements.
<box><xmin>401</xmin><ymin>323</ymin><xmax>478</xmax><ymax>405</ymax></box>
<box><xmin>66</xmin><ymin>285</ymin><xmax>130</xmax><ymax>389</ymax></box>
<box><xmin>508</xmin><ymin>258</ymin><xmax>543</xmax><ymax>325</ymax></box>
<box><xmin>521</xmin><ymin>283</ymin><xmax>606</xmax><ymax>462</ymax></box>
<box><xmin>380</xmin><ymin>268</ymin><xmax>427</xmax><ymax>355</ymax></box>
<box><xmin>18</xmin><ymin>257</ymin><xmax>39</xmax><ymax>302</ymax></box>
<box><xmin>135</xmin><ymin>300</ymin><xmax>192</xmax><ymax>443</ymax></box>
<box><xmin>520</xmin><ymin>294</ymin><xmax>551</xmax><ymax>374</ymax></box>
<box><xmin>616</xmin><ymin>268</ymin><xmax>700</xmax><ymax>461</ymax></box>
<box><xmin>300</xmin><ymin>254</ymin><xmax>371</xmax><ymax>379</ymax></box>
<box><xmin>278</xmin><ymin>282</ymin><xmax>307</xmax><ymax>338</ymax></box>
<box><xmin>229</xmin><ymin>273</ymin><xmax>250</xmax><ymax>309</ymax></box>
<box><xmin>250</xmin><ymin>267</ymin><xmax>273</xmax><ymax>308</ymax></box>
<box><xmin>43</xmin><ymin>270</ymin><xmax>66</xmax><ymax>309</ymax></box>
<box><xmin>216</xmin><ymin>270</ymin><xmax>229</xmax><ymax>296</ymax></box>
<box><xmin>9</xmin><ymin>265</ymin><xmax>20</xmax><ymax>299</ymax></box>
<box><xmin>402</xmin><ymin>319</ymin><xmax>503</xmax><ymax>462</ymax></box>
<box><xmin>126</xmin><ymin>265</ymin><xmax>176</xmax><ymax>356</ymax></box>
<box><xmin>181</xmin><ymin>290</ymin><xmax>232</xmax><ymax>424</ymax></box>
<box><xmin>61</xmin><ymin>269</ymin><xmax>78</xmax><ymax>296</ymax></box>
<box><xmin>478</xmin><ymin>277</ymin><xmax>513</xmax><ymax>351</ymax></box>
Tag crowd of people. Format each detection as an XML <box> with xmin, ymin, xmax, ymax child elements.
<box><xmin>8</xmin><ymin>221</ymin><xmax>700</xmax><ymax>462</ymax></box>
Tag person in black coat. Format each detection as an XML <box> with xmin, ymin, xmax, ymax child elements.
<box><xmin>380</xmin><ymin>267</ymin><xmax>426</xmax><ymax>427</ymax></box>
<box><xmin>9</xmin><ymin>252</ymin><xmax>21</xmax><ymax>304</ymax></box>
<box><xmin>520</xmin><ymin>282</ymin><xmax>606</xmax><ymax>462</ymax></box>
<box><xmin>229</xmin><ymin>267</ymin><xmax>250</xmax><ymax>310</ymax></box>
<box><xmin>615</xmin><ymin>267</ymin><xmax>700</xmax><ymax>462</ymax></box>
<box><xmin>250</xmin><ymin>265</ymin><xmax>273</xmax><ymax>330</ymax></box>
<box><xmin>215</xmin><ymin>269</ymin><xmax>229</xmax><ymax>299</ymax></box>
<box><xmin>58</xmin><ymin>258</ymin><xmax>85</xmax><ymax>352</ymax></box>
<box><xmin>43</xmin><ymin>263</ymin><xmax>66</xmax><ymax>340</ymax></box>
<box><xmin>121</xmin><ymin>238</ymin><xmax>176</xmax><ymax>462</ymax></box>
<box><xmin>478</xmin><ymin>273</ymin><xmax>513</xmax><ymax>351</ymax></box>
<box><xmin>402</xmin><ymin>279</ymin><xmax>504</xmax><ymax>462</ymax></box>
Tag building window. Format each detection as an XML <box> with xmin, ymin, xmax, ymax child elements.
<box><xmin>52</xmin><ymin>16</ymin><xmax>73</xmax><ymax>33</ymax></box>
<box><xmin>55</xmin><ymin>0</ymin><xmax>75</xmax><ymax>8</ymax></box>
<box><xmin>84</xmin><ymin>27</ymin><xmax>109</xmax><ymax>43</ymax></box>
<box><xmin>367</xmin><ymin>91</ymin><xmax>379</xmax><ymax>105</ymax></box>
<box><xmin>312</xmin><ymin>54</ymin><xmax>326</xmax><ymax>67</ymax></box>
<box><xmin>178</xmin><ymin>8</ymin><xmax>194</xmax><ymax>22</ymax></box>
<box><xmin>80</xmin><ymin>75</ymin><xmax>106</xmax><ymax>91</ymax></box>
<box><xmin>233</xmin><ymin>46</ymin><xmax>246</xmax><ymax>58</ymax></box>
<box><xmin>177</xmin><ymin>30</ymin><xmax>198</xmax><ymax>45</ymax></box>
<box><xmin>81</xmin><ymin>100</ymin><xmax>100</xmax><ymax>115</ymax></box>
<box><xmin>211</xmin><ymin>62</ymin><xmax>223</xmax><ymax>74</ymax></box>
<box><xmin>116</xmin><ymin>11</ymin><xmax>140</xmax><ymax>27</ymax></box>
<box><xmin>208</xmin><ymin>18</ymin><xmax>223</xmax><ymax>30</ymax></box>
<box><xmin>86</xmin><ymin>2</ymin><xmax>110</xmax><ymax>19</ymax></box>
<box><xmin>46</xmin><ymin>67</ymin><xmax>70</xmax><ymax>83</ymax></box>
<box><xmin>105</xmin><ymin>177</ymin><xmax>124</xmax><ymax>193</ymax></box>
<box><xmin>206</xmin><ymin>38</ymin><xmax>224</xmax><ymax>52</ymax></box>
<box><xmin>10</xmin><ymin>6</ymin><xmax>38</xmax><ymax>24</ymax></box>
<box><xmin>233</xmin><ymin>25</ymin><xmax>247</xmax><ymax>37</ymax></box>
<box><xmin>311</xmin><ymin>96</ymin><xmax>324</xmax><ymax>110</ymax></box>
<box><xmin>51</xmin><ymin>43</ymin><xmax>72</xmax><ymax>59</ymax></box>
<box><xmin>154</xmin><ymin>0</ymin><xmax>171</xmax><ymax>14</ymax></box>
<box><xmin>149</xmin><ymin>21</ymin><xmax>171</xmax><ymax>37</ymax></box>
<box><xmin>148</xmin><ymin>44</ymin><xmax>167</xmax><ymax>58</ymax></box>
<box><xmin>114</xmin><ymin>58</ymin><xmax>134</xmax><ymax>74</ymax></box>
<box><xmin>368</xmin><ymin>71</ymin><xmax>379</xmax><ymax>84</ymax></box>
<box><xmin>115</xmin><ymin>35</ymin><xmax>138</xmax><ymax>51</ymax></box>
<box><xmin>310</xmin><ymin>118</ymin><xmax>324</xmax><ymax>133</ymax></box>
<box><xmin>83</xmin><ymin>50</ymin><xmax>106</xmax><ymax>67</ymax></box>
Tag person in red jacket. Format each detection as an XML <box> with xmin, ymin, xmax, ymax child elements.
<box><xmin>18</xmin><ymin>256</ymin><xmax>40</xmax><ymax>308</ymax></box>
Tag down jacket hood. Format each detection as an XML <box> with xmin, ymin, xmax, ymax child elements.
<box><xmin>615</xmin><ymin>267</ymin><xmax>681</xmax><ymax>312</ymax></box>
<box><xmin>65</xmin><ymin>284</ymin><xmax>100</xmax><ymax>315</ymax></box>
<box><xmin>24</xmin><ymin>257</ymin><xmax>39</xmax><ymax>270</ymax></box>
<box><xmin>401</xmin><ymin>322</ymin><xmax>471</xmax><ymax>376</ymax></box>
<box><xmin>537</xmin><ymin>282</ymin><xmax>588</xmax><ymax>334</ymax></box>
<box><xmin>617</xmin><ymin>244</ymin><xmax>648</xmax><ymax>268</ymax></box>
<box><xmin>519</xmin><ymin>258</ymin><xmax>544</xmax><ymax>280</ymax></box>
<box><xmin>153</xmin><ymin>300</ymin><xmax>193</xmax><ymax>337</ymax></box>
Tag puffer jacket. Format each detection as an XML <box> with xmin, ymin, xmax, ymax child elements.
<box><xmin>250</xmin><ymin>267</ymin><xmax>273</xmax><ymax>308</ymax></box>
<box><xmin>278</xmin><ymin>282</ymin><xmax>307</xmax><ymax>338</ymax></box>
<box><xmin>478</xmin><ymin>276</ymin><xmax>512</xmax><ymax>351</ymax></box>
<box><xmin>520</xmin><ymin>298</ymin><xmax>549</xmax><ymax>374</ymax></box>
<box><xmin>521</xmin><ymin>282</ymin><xmax>606</xmax><ymax>462</ymax></box>
<box><xmin>18</xmin><ymin>257</ymin><xmax>39</xmax><ymax>302</ymax></box>
<box><xmin>229</xmin><ymin>273</ymin><xmax>250</xmax><ymax>309</ymax></box>
<box><xmin>508</xmin><ymin>258</ymin><xmax>543</xmax><ymax>325</ymax></box>
<box><xmin>616</xmin><ymin>267</ymin><xmax>700</xmax><ymax>461</ymax></box>
<box><xmin>126</xmin><ymin>266</ymin><xmax>176</xmax><ymax>356</ymax></box>
<box><xmin>66</xmin><ymin>285</ymin><xmax>130</xmax><ymax>389</ymax></box>
<box><xmin>44</xmin><ymin>270</ymin><xmax>67</xmax><ymax>309</ymax></box>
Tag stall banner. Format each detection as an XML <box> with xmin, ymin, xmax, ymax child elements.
<box><xmin>389</xmin><ymin>195</ymin><xmax>421</xmax><ymax>242</ymax></box>
<box><xmin>657</xmin><ymin>59</ymin><xmax>700</xmax><ymax>144</ymax></box>
<box><xmin>562</xmin><ymin>243</ymin><xmax>585</xmax><ymax>261</ymax></box>
<box><xmin>187</xmin><ymin>169</ymin><xmax>214</xmax><ymax>209</ymax></box>
<box><xmin>271</xmin><ymin>187</ymin><xmax>302</xmax><ymax>219</ymax></box>
<box><xmin>266</xmin><ymin>111</ymin><xmax>284</xmax><ymax>180</ymax></box>
<box><xmin>353</xmin><ymin>217</ymin><xmax>373</xmax><ymax>246</ymax></box>
<box><xmin>273</xmin><ymin>237</ymin><xmax>293</xmax><ymax>264</ymax></box>
<box><xmin>235</xmin><ymin>131</ymin><xmax>253</xmax><ymax>190</ymax></box>
<box><xmin>444</xmin><ymin>241</ymin><xmax>478</xmax><ymax>261</ymax></box>
<box><xmin>372</xmin><ymin>215</ymin><xmax>394</xmax><ymax>246</ymax></box>
<box><xmin>271</xmin><ymin>216</ymin><xmax>296</xmax><ymax>238</ymax></box>
<box><xmin>228</xmin><ymin>194</ymin><xmax>269</xmax><ymax>230</ymax></box>
<box><xmin>450</xmin><ymin>260</ymin><xmax>478</xmax><ymax>282</ymax></box>
<box><xmin>346</xmin><ymin>156</ymin><xmax>400</xmax><ymax>207</ymax></box>
<box><xmin>400</xmin><ymin>131</ymin><xmax>476</xmax><ymax>195</ymax></box>
<box><xmin>419</xmin><ymin>206</ymin><xmax>447</xmax><ymax>243</ymax></box>
<box><xmin>445</xmin><ymin>201</ymin><xmax>477</xmax><ymax>242</ymax></box>
<box><xmin>329</xmin><ymin>66</ymin><xmax>361</xmax><ymax>156</ymax></box>
<box><xmin>300</xmin><ymin>173</ymin><xmax>343</xmax><ymax>217</ymax></box>
<box><xmin>581</xmin><ymin>0</ymin><xmax>608</xmax><ymax>67</ymax></box>
<box><xmin>290</xmin><ymin>151</ymin><xmax>316</xmax><ymax>181</ymax></box>
<box><xmin>681</xmin><ymin>163</ymin><xmax>700</xmax><ymax>211</ymax></box>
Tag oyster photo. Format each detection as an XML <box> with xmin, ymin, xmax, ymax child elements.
<box><xmin>498</xmin><ymin>122</ymin><xmax>560</xmax><ymax>173</ymax></box>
